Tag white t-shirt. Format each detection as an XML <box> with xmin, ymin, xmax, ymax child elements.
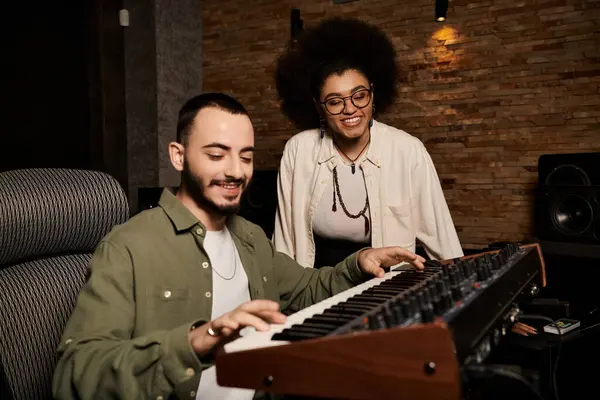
<box><xmin>196</xmin><ymin>227</ymin><xmax>254</xmax><ymax>400</ymax></box>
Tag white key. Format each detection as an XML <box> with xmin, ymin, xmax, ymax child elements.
<box><xmin>224</xmin><ymin>271</ymin><xmax>403</xmax><ymax>353</ymax></box>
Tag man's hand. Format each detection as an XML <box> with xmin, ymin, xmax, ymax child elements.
<box><xmin>511</xmin><ymin>322</ymin><xmax>537</xmax><ymax>336</ymax></box>
<box><xmin>189</xmin><ymin>300</ymin><xmax>286</xmax><ymax>356</ymax></box>
<box><xmin>357</xmin><ymin>247</ymin><xmax>426</xmax><ymax>278</ymax></box>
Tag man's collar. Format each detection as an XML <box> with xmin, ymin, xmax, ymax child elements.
<box><xmin>317</xmin><ymin>119</ymin><xmax>382</xmax><ymax>168</ymax></box>
<box><xmin>158</xmin><ymin>188</ymin><xmax>256</xmax><ymax>245</ymax></box>
<box><xmin>159</xmin><ymin>188</ymin><xmax>200</xmax><ymax>232</ymax></box>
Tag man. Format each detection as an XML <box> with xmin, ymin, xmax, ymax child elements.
<box><xmin>52</xmin><ymin>93</ymin><xmax>425</xmax><ymax>400</ymax></box>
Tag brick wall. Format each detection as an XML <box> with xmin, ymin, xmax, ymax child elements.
<box><xmin>202</xmin><ymin>0</ymin><xmax>600</xmax><ymax>248</ymax></box>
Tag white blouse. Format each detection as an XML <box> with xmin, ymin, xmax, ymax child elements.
<box><xmin>273</xmin><ymin>120</ymin><xmax>464</xmax><ymax>268</ymax></box>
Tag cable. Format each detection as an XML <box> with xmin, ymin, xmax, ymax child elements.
<box><xmin>516</xmin><ymin>314</ymin><xmax>562</xmax><ymax>400</ymax></box>
<box><xmin>461</xmin><ymin>364</ymin><xmax>545</xmax><ymax>400</ymax></box>
<box><xmin>575</xmin><ymin>321</ymin><xmax>600</xmax><ymax>335</ymax></box>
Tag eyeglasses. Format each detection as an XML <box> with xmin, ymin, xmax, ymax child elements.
<box><xmin>319</xmin><ymin>88</ymin><xmax>373</xmax><ymax>115</ymax></box>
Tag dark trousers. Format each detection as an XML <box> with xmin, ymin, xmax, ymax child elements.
<box><xmin>313</xmin><ymin>233</ymin><xmax>369</xmax><ymax>269</ymax></box>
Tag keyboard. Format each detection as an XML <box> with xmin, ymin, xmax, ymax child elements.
<box><xmin>225</xmin><ymin>270</ymin><xmax>408</xmax><ymax>353</ymax></box>
<box><xmin>216</xmin><ymin>243</ymin><xmax>546</xmax><ymax>400</ymax></box>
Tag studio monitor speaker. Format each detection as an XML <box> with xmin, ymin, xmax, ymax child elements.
<box><xmin>535</xmin><ymin>152</ymin><xmax>600</xmax><ymax>244</ymax></box>
<box><xmin>239</xmin><ymin>170</ymin><xmax>279</xmax><ymax>239</ymax></box>
<box><xmin>538</xmin><ymin>152</ymin><xmax>600</xmax><ymax>186</ymax></box>
<box><xmin>535</xmin><ymin>185</ymin><xmax>600</xmax><ymax>244</ymax></box>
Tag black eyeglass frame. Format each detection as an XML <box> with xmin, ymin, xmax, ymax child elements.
<box><xmin>318</xmin><ymin>87</ymin><xmax>374</xmax><ymax>116</ymax></box>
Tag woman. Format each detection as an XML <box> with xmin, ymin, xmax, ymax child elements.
<box><xmin>272</xmin><ymin>17</ymin><xmax>464</xmax><ymax>269</ymax></box>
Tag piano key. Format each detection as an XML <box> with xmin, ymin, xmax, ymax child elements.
<box><xmin>224</xmin><ymin>271</ymin><xmax>404</xmax><ymax>353</ymax></box>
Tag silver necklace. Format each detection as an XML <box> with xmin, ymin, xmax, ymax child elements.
<box><xmin>211</xmin><ymin>251</ymin><xmax>237</xmax><ymax>281</ymax></box>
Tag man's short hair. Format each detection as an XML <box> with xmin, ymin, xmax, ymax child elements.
<box><xmin>176</xmin><ymin>93</ymin><xmax>249</xmax><ymax>144</ymax></box>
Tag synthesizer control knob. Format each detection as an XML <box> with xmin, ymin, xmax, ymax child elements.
<box><xmin>368</xmin><ymin>311</ymin><xmax>387</xmax><ymax>330</ymax></box>
<box><xmin>368</xmin><ymin>316</ymin><xmax>380</xmax><ymax>330</ymax></box>
<box><xmin>442</xmin><ymin>288</ymin><xmax>453</xmax><ymax>311</ymax></box>
<box><xmin>468</xmin><ymin>259</ymin><xmax>476</xmax><ymax>277</ymax></box>
<box><xmin>475</xmin><ymin>257</ymin><xmax>484</xmax><ymax>269</ymax></box>
<box><xmin>455</xmin><ymin>262</ymin><xmax>466</xmax><ymax>282</ymax></box>
<box><xmin>485</xmin><ymin>261</ymin><xmax>493</xmax><ymax>279</ymax></box>
<box><xmin>459</xmin><ymin>261</ymin><xmax>470</xmax><ymax>280</ymax></box>
<box><xmin>418</xmin><ymin>290</ymin><xmax>435</xmax><ymax>323</ymax></box>
<box><xmin>511</xmin><ymin>243</ymin><xmax>521</xmax><ymax>254</ymax></box>
<box><xmin>449</xmin><ymin>269</ymin><xmax>463</xmax><ymax>300</ymax></box>
<box><xmin>410</xmin><ymin>295</ymin><xmax>422</xmax><ymax>322</ymax></box>
<box><xmin>485</xmin><ymin>260</ymin><xmax>494</xmax><ymax>278</ymax></box>
<box><xmin>432</xmin><ymin>277</ymin><xmax>446</xmax><ymax>313</ymax></box>
<box><xmin>504</xmin><ymin>243</ymin><xmax>516</xmax><ymax>256</ymax></box>
<box><xmin>435</xmin><ymin>277</ymin><xmax>452</xmax><ymax>311</ymax></box>
<box><xmin>435</xmin><ymin>276</ymin><xmax>448</xmax><ymax>295</ymax></box>
<box><xmin>391</xmin><ymin>302</ymin><xmax>405</xmax><ymax>325</ymax></box>
<box><xmin>400</xmin><ymin>298</ymin><xmax>412</xmax><ymax>319</ymax></box>
<box><xmin>382</xmin><ymin>305</ymin><xmax>395</xmax><ymax>327</ymax></box>
<box><xmin>442</xmin><ymin>263</ymin><xmax>451</xmax><ymax>278</ymax></box>
<box><xmin>476</xmin><ymin>263</ymin><xmax>487</xmax><ymax>282</ymax></box>
<box><xmin>491</xmin><ymin>255</ymin><xmax>501</xmax><ymax>270</ymax></box>
<box><xmin>448</xmin><ymin>267</ymin><xmax>458</xmax><ymax>285</ymax></box>
<box><xmin>498</xmin><ymin>250</ymin><xmax>507</xmax><ymax>264</ymax></box>
<box><xmin>426</xmin><ymin>281</ymin><xmax>441</xmax><ymax>314</ymax></box>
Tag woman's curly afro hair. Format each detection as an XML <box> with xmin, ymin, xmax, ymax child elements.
<box><xmin>275</xmin><ymin>17</ymin><xmax>398</xmax><ymax>131</ymax></box>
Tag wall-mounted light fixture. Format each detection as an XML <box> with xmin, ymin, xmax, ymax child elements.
<box><xmin>435</xmin><ymin>0</ymin><xmax>448</xmax><ymax>22</ymax></box>
<box><xmin>291</xmin><ymin>8</ymin><xmax>303</xmax><ymax>45</ymax></box>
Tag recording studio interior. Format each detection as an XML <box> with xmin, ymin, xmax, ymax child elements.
<box><xmin>1</xmin><ymin>1</ymin><xmax>599</xmax><ymax>400</ymax></box>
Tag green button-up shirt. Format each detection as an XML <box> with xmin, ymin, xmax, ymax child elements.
<box><xmin>52</xmin><ymin>189</ymin><xmax>369</xmax><ymax>400</ymax></box>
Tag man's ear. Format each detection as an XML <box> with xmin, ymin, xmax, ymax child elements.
<box><xmin>169</xmin><ymin>141</ymin><xmax>185</xmax><ymax>172</ymax></box>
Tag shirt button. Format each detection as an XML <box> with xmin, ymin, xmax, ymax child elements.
<box><xmin>185</xmin><ymin>368</ymin><xmax>195</xmax><ymax>377</ymax></box>
<box><xmin>190</xmin><ymin>391</ymin><xmax>196</xmax><ymax>397</ymax></box>
<box><xmin>65</xmin><ymin>338</ymin><xmax>72</xmax><ymax>345</ymax></box>
<box><xmin>205</xmin><ymin>292</ymin><xmax>211</xmax><ymax>298</ymax></box>
<box><xmin>157</xmin><ymin>396</ymin><xmax>164</xmax><ymax>400</ymax></box>
<box><xmin>196</xmin><ymin>227</ymin><xmax>204</xmax><ymax>235</ymax></box>
<box><xmin>263</xmin><ymin>276</ymin><xmax>268</xmax><ymax>282</ymax></box>
<box><xmin>163</xmin><ymin>290</ymin><xmax>172</xmax><ymax>299</ymax></box>
<box><xmin>202</xmin><ymin>261</ymin><xmax>209</xmax><ymax>269</ymax></box>
<box><xmin>321</xmin><ymin>180</ymin><xmax>326</xmax><ymax>184</ymax></box>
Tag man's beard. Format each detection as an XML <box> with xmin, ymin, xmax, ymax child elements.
<box><xmin>181</xmin><ymin>161</ymin><xmax>247</xmax><ymax>217</ymax></box>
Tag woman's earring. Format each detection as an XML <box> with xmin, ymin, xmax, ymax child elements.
<box><xmin>369</xmin><ymin>105</ymin><xmax>376</xmax><ymax>128</ymax></box>
<box><xmin>320</xmin><ymin>117</ymin><xmax>325</xmax><ymax>138</ymax></box>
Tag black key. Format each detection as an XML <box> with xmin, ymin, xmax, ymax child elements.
<box><xmin>303</xmin><ymin>316</ymin><xmax>353</xmax><ymax>327</ymax></box>
<box><xmin>303</xmin><ymin>315</ymin><xmax>352</xmax><ymax>325</ymax></box>
<box><xmin>324</xmin><ymin>308</ymin><xmax>365</xmax><ymax>317</ymax></box>
<box><xmin>284</xmin><ymin>325</ymin><xmax>331</xmax><ymax>335</ymax></box>
<box><xmin>297</xmin><ymin>322</ymin><xmax>340</xmax><ymax>330</ymax></box>
<box><xmin>272</xmin><ymin>330</ymin><xmax>320</xmax><ymax>341</ymax></box>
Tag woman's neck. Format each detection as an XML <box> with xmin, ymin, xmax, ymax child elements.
<box><xmin>333</xmin><ymin>129</ymin><xmax>371</xmax><ymax>161</ymax></box>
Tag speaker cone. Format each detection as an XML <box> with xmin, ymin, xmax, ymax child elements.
<box><xmin>546</xmin><ymin>164</ymin><xmax>591</xmax><ymax>186</ymax></box>
<box><xmin>552</xmin><ymin>194</ymin><xmax>593</xmax><ymax>235</ymax></box>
